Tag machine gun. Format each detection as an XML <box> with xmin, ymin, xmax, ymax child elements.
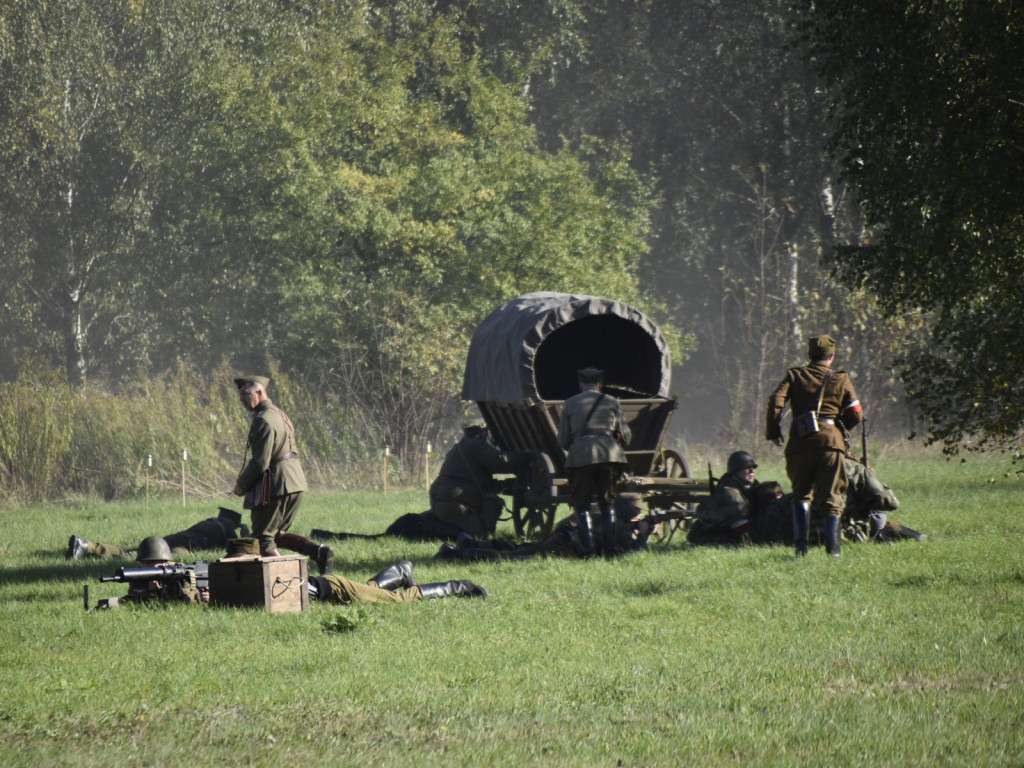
<box><xmin>85</xmin><ymin>562</ymin><xmax>209</xmax><ymax>611</ymax></box>
<box><xmin>100</xmin><ymin>562</ymin><xmax>209</xmax><ymax>586</ymax></box>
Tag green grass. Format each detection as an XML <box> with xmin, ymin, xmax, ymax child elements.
<box><xmin>1</xmin><ymin>457</ymin><xmax>1023</xmax><ymax>766</ymax></box>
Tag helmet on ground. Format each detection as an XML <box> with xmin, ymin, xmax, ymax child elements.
<box><xmin>726</xmin><ymin>450</ymin><xmax>757</xmax><ymax>474</ymax></box>
<box><xmin>136</xmin><ymin>536</ymin><xmax>172</xmax><ymax>563</ymax></box>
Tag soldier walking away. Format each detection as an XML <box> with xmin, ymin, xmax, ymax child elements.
<box><xmin>557</xmin><ymin>367</ymin><xmax>632</xmax><ymax>556</ymax></box>
<box><xmin>231</xmin><ymin>375</ymin><xmax>333</xmax><ymax>575</ymax></box>
<box><xmin>67</xmin><ymin>507</ymin><xmax>246</xmax><ymax>560</ymax></box>
<box><xmin>766</xmin><ymin>334</ymin><xmax>863</xmax><ymax>557</ymax></box>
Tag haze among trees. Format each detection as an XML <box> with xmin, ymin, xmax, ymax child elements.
<box><xmin>0</xmin><ymin>0</ymin><xmax>1019</xmax><ymax>497</ymax></box>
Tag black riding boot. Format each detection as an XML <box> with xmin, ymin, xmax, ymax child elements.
<box><xmin>575</xmin><ymin>506</ymin><xmax>595</xmax><ymax>556</ymax></box>
<box><xmin>824</xmin><ymin>515</ymin><xmax>841</xmax><ymax>557</ymax></box>
<box><xmin>600</xmin><ymin>505</ymin><xmax>618</xmax><ymax>557</ymax></box>
<box><xmin>417</xmin><ymin>580</ymin><xmax>487</xmax><ymax>600</ymax></box>
<box><xmin>368</xmin><ymin>560</ymin><xmax>415</xmax><ymax>591</ymax></box>
<box><xmin>792</xmin><ymin>500</ymin><xmax>810</xmax><ymax>557</ymax></box>
<box><xmin>277</xmin><ymin>532</ymin><xmax>335</xmax><ymax>575</ymax></box>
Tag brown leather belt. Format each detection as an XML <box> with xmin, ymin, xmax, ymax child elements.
<box><xmin>273</xmin><ymin>452</ymin><xmax>299</xmax><ymax>463</ymax></box>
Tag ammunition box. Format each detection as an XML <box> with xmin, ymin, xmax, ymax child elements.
<box><xmin>208</xmin><ymin>554</ymin><xmax>309</xmax><ymax>613</ymax></box>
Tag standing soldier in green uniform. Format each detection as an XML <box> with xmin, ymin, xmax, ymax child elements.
<box><xmin>557</xmin><ymin>367</ymin><xmax>632</xmax><ymax>555</ymax></box>
<box><xmin>231</xmin><ymin>375</ymin><xmax>332</xmax><ymax>574</ymax></box>
<box><xmin>766</xmin><ymin>335</ymin><xmax>863</xmax><ymax>557</ymax></box>
<box><xmin>428</xmin><ymin>421</ymin><xmax>534</xmax><ymax>538</ymax></box>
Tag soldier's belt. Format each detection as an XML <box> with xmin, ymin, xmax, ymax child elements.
<box><xmin>819</xmin><ymin>418</ymin><xmax>835</xmax><ymax>425</ymax></box>
<box><xmin>579</xmin><ymin>428</ymin><xmax>614</xmax><ymax>437</ymax></box>
<box><xmin>273</xmin><ymin>452</ymin><xmax>299</xmax><ymax>463</ymax></box>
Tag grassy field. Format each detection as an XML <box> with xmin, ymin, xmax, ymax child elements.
<box><xmin>1</xmin><ymin>454</ymin><xmax>1022</xmax><ymax>767</ymax></box>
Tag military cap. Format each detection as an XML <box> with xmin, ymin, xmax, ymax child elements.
<box><xmin>807</xmin><ymin>335</ymin><xmax>836</xmax><ymax>359</ymax></box>
<box><xmin>463</xmin><ymin>420</ymin><xmax>488</xmax><ymax>435</ymax></box>
<box><xmin>577</xmin><ymin>366</ymin><xmax>604</xmax><ymax>383</ymax></box>
<box><xmin>224</xmin><ymin>537</ymin><xmax>260</xmax><ymax>557</ymax></box>
<box><xmin>233</xmin><ymin>374</ymin><xmax>269</xmax><ymax>390</ymax></box>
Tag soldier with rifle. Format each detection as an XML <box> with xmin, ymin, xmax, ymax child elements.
<box><xmin>766</xmin><ymin>334</ymin><xmax>863</xmax><ymax>557</ymax></box>
<box><xmin>685</xmin><ymin>451</ymin><xmax>759</xmax><ymax>546</ymax></box>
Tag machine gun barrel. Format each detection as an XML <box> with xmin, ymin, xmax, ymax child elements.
<box><xmin>100</xmin><ymin>562</ymin><xmax>209</xmax><ymax>585</ymax></box>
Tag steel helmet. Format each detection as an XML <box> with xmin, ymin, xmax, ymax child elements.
<box><xmin>726</xmin><ymin>450</ymin><xmax>757</xmax><ymax>474</ymax></box>
<box><xmin>136</xmin><ymin>536</ymin><xmax>172</xmax><ymax>563</ymax></box>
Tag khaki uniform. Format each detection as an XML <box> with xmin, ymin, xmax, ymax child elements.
<box><xmin>429</xmin><ymin>435</ymin><xmax>532</xmax><ymax>537</ymax></box>
<box><xmin>313</xmin><ymin>575</ymin><xmax>423</xmax><ymax>605</ymax></box>
<box><xmin>766</xmin><ymin>361</ymin><xmax>862</xmax><ymax>518</ymax></box>
<box><xmin>236</xmin><ymin>399</ymin><xmax>308</xmax><ymax>554</ymax></box>
<box><xmin>557</xmin><ymin>390</ymin><xmax>631</xmax><ymax>510</ymax></box>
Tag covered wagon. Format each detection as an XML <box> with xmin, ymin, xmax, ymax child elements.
<box><xmin>462</xmin><ymin>291</ymin><xmax>710</xmax><ymax>538</ymax></box>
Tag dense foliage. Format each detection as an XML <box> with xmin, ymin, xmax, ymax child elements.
<box><xmin>3</xmin><ymin>0</ymin><xmax>1018</xmax><ymax>496</ymax></box>
<box><xmin>795</xmin><ymin>0</ymin><xmax>1024</xmax><ymax>449</ymax></box>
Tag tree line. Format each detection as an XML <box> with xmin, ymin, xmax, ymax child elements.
<box><xmin>1</xmin><ymin>1</ymin><xmax>1018</xmax><ymax>499</ymax></box>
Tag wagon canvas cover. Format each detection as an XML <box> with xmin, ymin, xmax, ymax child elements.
<box><xmin>461</xmin><ymin>292</ymin><xmax>671</xmax><ymax>405</ymax></box>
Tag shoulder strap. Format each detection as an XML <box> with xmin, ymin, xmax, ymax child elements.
<box><xmin>575</xmin><ymin>392</ymin><xmax>606</xmax><ymax>438</ymax></box>
<box><xmin>813</xmin><ymin>372</ymin><xmax>835</xmax><ymax>416</ymax></box>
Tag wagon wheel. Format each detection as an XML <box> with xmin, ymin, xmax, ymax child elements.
<box><xmin>511</xmin><ymin>452</ymin><xmax>559</xmax><ymax>539</ymax></box>
<box><xmin>648</xmin><ymin>448</ymin><xmax>695</xmax><ymax>545</ymax></box>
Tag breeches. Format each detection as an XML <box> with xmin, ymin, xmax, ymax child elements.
<box><xmin>251</xmin><ymin>492</ymin><xmax>303</xmax><ymax>554</ymax></box>
<box><xmin>568</xmin><ymin>464</ymin><xmax>619</xmax><ymax>511</ymax></box>
<box><xmin>316</xmin><ymin>575</ymin><xmax>422</xmax><ymax>605</ymax></box>
<box><xmin>786</xmin><ymin>449</ymin><xmax>847</xmax><ymax>517</ymax></box>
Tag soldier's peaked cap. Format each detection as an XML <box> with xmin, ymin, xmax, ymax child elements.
<box><xmin>807</xmin><ymin>335</ymin><xmax>836</xmax><ymax>358</ymax></box>
<box><xmin>234</xmin><ymin>374</ymin><xmax>270</xmax><ymax>389</ymax></box>
<box><xmin>577</xmin><ymin>366</ymin><xmax>604</xmax><ymax>382</ymax></box>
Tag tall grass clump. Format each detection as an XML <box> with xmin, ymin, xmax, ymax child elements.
<box><xmin>0</xmin><ymin>361</ymin><xmax>74</xmax><ymax>501</ymax></box>
<box><xmin>0</xmin><ymin>360</ymin><xmax>382</xmax><ymax>505</ymax></box>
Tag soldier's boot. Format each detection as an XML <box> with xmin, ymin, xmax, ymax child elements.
<box><xmin>276</xmin><ymin>532</ymin><xmax>334</xmax><ymax>575</ymax></box>
<box><xmin>600</xmin><ymin>505</ymin><xmax>618</xmax><ymax>557</ymax></box>
<box><xmin>867</xmin><ymin>512</ymin><xmax>888</xmax><ymax>541</ymax></box>
<box><xmin>575</xmin><ymin>506</ymin><xmax>595</xmax><ymax>556</ymax></box>
<box><xmin>368</xmin><ymin>560</ymin><xmax>415</xmax><ymax>591</ymax></box>
<box><xmin>824</xmin><ymin>515</ymin><xmax>841</xmax><ymax>557</ymax></box>
<box><xmin>66</xmin><ymin>535</ymin><xmax>90</xmax><ymax>560</ymax></box>
<box><xmin>792</xmin><ymin>501</ymin><xmax>810</xmax><ymax>557</ymax></box>
<box><xmin>417</xmin><ymin>580</ymin><xmax>487</xmax><ymax>600</ymax></box>
<box><xmin>890</xmin><ymin>522</ymin><xmax>926</xmax><ymax>541</ymax></box>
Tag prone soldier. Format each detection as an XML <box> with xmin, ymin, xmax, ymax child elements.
<box><xmin>67</xmin><ymin>507</ymin><xmax>245</xmax><ymax>561</ymax></box>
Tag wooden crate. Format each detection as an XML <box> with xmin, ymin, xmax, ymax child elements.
<box><xmin>208</xmin><ymin>554</ymin><xmax>309</xmax><ymax>613</ymax></box>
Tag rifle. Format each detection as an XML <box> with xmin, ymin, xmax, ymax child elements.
<box><xmin>633</xmin><ymin>508</ymin><xmax>695</xmax><ymax>528</ymax></box>
<box><xmin>861</xmin><ymin>416</ymin><xmax>869</xmax><ymax>469</ymax></box>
